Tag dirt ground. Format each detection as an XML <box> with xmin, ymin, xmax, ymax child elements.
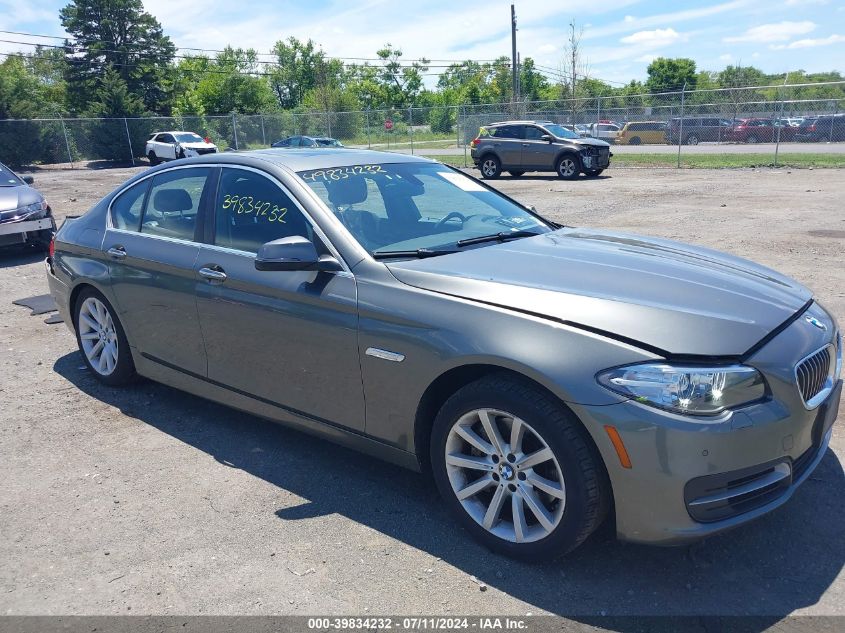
<box><xmin>1</xmin><ymin>165</ymin><xmax>844</xmax><ymax>620</ymax></box>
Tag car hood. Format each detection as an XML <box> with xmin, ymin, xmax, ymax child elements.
<box><xmin>179</xmin><ymin>141</ymin><xmax>216</xmax><ymax>149</ymax></box>
<box><xmin>385</xmin><ymin>228</ymin><xmax>812</xmax><ymax>357</ymax></box>
<box><xmin>564</xmin><ymin>137</ymin><xmax>610</xmax><ymax>148</ymax></box>
<box><xmin>0</xmin><ymin>184</ymin><xmax>41</xmax><ymax>213</ymax></box>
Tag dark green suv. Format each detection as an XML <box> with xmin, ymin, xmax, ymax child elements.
<box><xmin>470</xmin><ymin>120</ymin><xmax>612</xmax><ymax>180</ymax></box>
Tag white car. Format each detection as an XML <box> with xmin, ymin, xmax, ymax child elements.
<box><xmin>145</xmin><ymin>131</ymin><xmax>217</xmax><ymax>165</ymax></box>
<box><xmin>583</xmin><ymin>123</ymin><xmax>621</xmax><ymax>143</ymax></box>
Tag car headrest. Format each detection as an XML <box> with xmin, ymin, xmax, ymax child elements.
<box><xmin>325</xmin><ymin>176</ymin><xmax>367</xmax><ymax>206</ymax></box>
<box><xmin>153</xmin><ymin>189</ymin><xmax>193</xmax><ymax>213</ymax></box>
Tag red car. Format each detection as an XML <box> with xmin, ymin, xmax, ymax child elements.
<box><xmin>723</xmin><ymin>118</ymin><xmax>795</xmax><ymax>143</ymax></box>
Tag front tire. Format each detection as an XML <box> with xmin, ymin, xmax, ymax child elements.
<box><xmin>480</xmin><ymin>156</ymin><xmax>502</xmax><ymax>179</ymax></box>
<box><xmin>147</xmin><ymin>150</ymin><xmax>159</xmax><ymax>165</ymax></box>
<box><xmin>74</xmin><ymin>288</ymin><xmax>136</xmax><ymax>386</ymax></box>
<box><xmin>556</xmin><ymin>154</ymin><xmax>581</xmax><ymax>180</ymax></box>
<box><xmin>685</xmin><ymin>134</ymin><xmax>700</xmax><ymax>145</ymax></box>
<box><xmin>430</xmin><ymin>375</ymin><xmax>609</xmax><ymax>560</ymax></box>
<box><xmin>584</xmin><ymin>169</ymin><xmax>604</xmax><ymax>178</ymax></box>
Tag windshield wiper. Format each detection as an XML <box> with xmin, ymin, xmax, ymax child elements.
<box><xmin>456</xmin><ymin>230</ymin><xmax>542</xmax><ymax>248</ymax></box>
<box><xmin>372</xmin><ymin>248</ymin><xmax>459</xmax><ymax>260</ymax></box>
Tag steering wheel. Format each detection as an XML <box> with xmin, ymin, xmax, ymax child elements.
<box><xmin>435</xmin><ymin>211</ymin><xmax>468</xmax><ymax>230</ymax></box>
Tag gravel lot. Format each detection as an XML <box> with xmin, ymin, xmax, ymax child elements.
<box><xmin>1</xmin><ymin>165</ymin><xmax>843</xmax><ymax>620</ymax></box>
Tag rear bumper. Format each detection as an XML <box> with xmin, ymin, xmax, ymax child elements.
<box><xmin>46</xmin><ymin>258</ymin><xmax>74</xmax><ymax>333</ymax></box>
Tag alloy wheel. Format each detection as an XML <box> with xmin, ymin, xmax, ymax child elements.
<box><xmin>78</xmin><ymin>297</ymin><xmax>119</xmax><ymax>376</ymax></box>
<box><xmin>444</xmin><ymin>408</ymin><xmax>566</xmax><ymax>543</ymax></box>
<box><xmin>481</xmin><ymin>159</ymin><xmax>499</xmax><ymax>178</ymax></box>
<box><xmin>558</xmin><ymin>158</ymin><xmax>577</xmax><ymax>178</ymax></box>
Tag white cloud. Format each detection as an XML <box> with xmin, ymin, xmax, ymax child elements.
<box><xmin>784</xmin><ymin>0</ymin><xmax>828</xmax><ymax>5</ymax></box>
<box><xmin>621</xmin><ymin>28</ymin><xmax>684</xmax><ymax>47</ymax></box>
<box><xmin>752</xmin><ymin>51</ymin><xmax>760</xmax><ymax>58</ymax></box>
<box><xmin>719</xmin><ymin>53</ymin><xmax>733</xmax><ymax>61</ymax></box>
<box><xmin>634</xmin><ymin>54</ymin><xmax>658</xmax><ymax>63</ymax></box>
<box><xmin>771</xmin><ymin>33</ymin><xmax>845</xmax><ymax>48</ymax></box>
<box><xmin>624</xmin><ymin>15</ymin><xmax>636</xmax><ymax>22</ymax></box>
<box><xmin>723</xmin><ymin>20</ymin><xmax>815</xmax><ymax>43</ymax></box>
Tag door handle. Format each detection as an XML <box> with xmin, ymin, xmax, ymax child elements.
<box><xmin>198</xmin><ymin>266</ymin><xmax>227</xmax><ymax>282</ymax></box>
<box><xmin>107</xmin><ymin>246</ymin><xmax>126</xmax><ymax>259</ymax></box>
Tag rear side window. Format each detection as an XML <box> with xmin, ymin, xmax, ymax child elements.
<box><xmin>141</xmin><ymin>167</ymin><xmax>210</xmax><ymax>241</ymax></box>
<box><xmin>490</xmin><ymin>126</ymin><xmax>521</xmax><ymax>139</ymax></box>
<box><xmin>111</xmin><ymin>180</ymin><xmax>149</xmax><ymax>231</ymax></box>
<box><xmin>214</xmin><ymin>168</ymin><xmax>312</xmax><ymax>254</ymax></box>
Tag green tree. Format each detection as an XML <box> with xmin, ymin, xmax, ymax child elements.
<box><xmin>270</xmin><ymin>37</ymin><xmax>325</xmax><ymax>109</ymax></box>
<box><xmin>645</xmin><ymin>57</ymin><xmax>697</xmax><ymax>93</ymax></box>
<box><xmin>375</xmin><ymin>44</ymin><xmax>429</xmax><ymax>108</ymax></box>
<box><xmin>60</xmin><ymin>0</ymin><xmax>175</xmax><ymax>114</ymax></box>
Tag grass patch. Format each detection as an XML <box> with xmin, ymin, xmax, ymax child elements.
<box><xmin>424</xmin><ymin>153</ymin><xmax>845</xmax><ymax>169</ymax></box>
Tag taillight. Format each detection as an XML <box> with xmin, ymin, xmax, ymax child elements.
<box><xmin>809</xmin><ymin>123</ymin><xmax>817</xmax><ymax>131</ymax></box>
<box><xmin>48</xmin><ymin>236</ymin><xmax>55</xmax><ymax>259</ymax></box>
<box><xmin>470</xmin><ymin>137</ymin><xmax>480</xmax><ymax>148</ymax></box>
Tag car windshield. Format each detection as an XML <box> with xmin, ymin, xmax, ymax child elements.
<box><xmin>0</xmin><ymin>163</ymin><xmax>22</xmax><ymax>187</ymax></box>
<box><xmin>297</xmin><ymin>162</ymin><xmax>553</xmax><ymax>256</ymax></box>
<box><xmin>175</xmin><ymin>133</ymin><xmax>204</xmax><ymax>143</ymax></box>
<box><xmin>543</xmin><ymin>123</ymin><xmax>580</xmax><ymax>139</ymax></box>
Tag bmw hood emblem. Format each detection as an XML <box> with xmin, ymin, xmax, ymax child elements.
<box><xmin>805</xmin><ymin>315</ymin><xmax>827</xmax><ymax>331</ymax></box>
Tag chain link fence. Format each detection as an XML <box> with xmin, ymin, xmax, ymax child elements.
<box><xmin>1</xmin><ymin>81</ymin><xmax>843</xmax><ymax>169</ymax></box>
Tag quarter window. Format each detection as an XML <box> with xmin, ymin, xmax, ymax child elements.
<box><xmin>111</xmin><ymin>180</ymin><xmax>149</xmax><ymax>231</ymax></box>
<box><xmin>141</xmin><ymin>167</ymin><xmax>210</xmax><ymax>241</ymax></box>
<box><xmin>214</xmin><ymin>168</ymin><xmax>312</xmax><ymax>254</ymax></box>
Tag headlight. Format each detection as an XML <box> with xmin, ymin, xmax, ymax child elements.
<box><xmin>17</xmin><ymin>200</ymin><xmax>48</xmax><ymax>219</ymax></box>
<box><xmin>597</xmin><ymin>363</ymin><xmax>766</xmax><ymax>416</ymax></box>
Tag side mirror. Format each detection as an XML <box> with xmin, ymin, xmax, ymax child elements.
<box><xmin>255</xmin><ymin>235</ymin><xmax>342</xmax><ymax>272</ymax></box>
<box><xmin>22</xmin><ymin>175</ymin><xmax>34</xmax><ymax>185</ymax></box>
<box><xmin>540</xmin><ymin>134</ymin><xmax>553</xmax><ymax>143</ymax></box>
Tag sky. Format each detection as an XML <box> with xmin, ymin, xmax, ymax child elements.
<box><xmin>1</xmin><ymin>0</ymin><xmax>844</xmax><ymax>87</ymax></box>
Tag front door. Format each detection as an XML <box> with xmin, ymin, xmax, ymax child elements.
<box><xmin>520</xmin><ymin>125</ymin><xmax>556</xmax><ymax>169</ymax></box>
<box><xmin>105</xmin><ymin>166</ymin><xmax>212</xmax><ymax>376</ymax></box>
<box><xmin>193</xmin><ymin>166</ymin><xmax>365</xmax><ymax>431</ymax></box>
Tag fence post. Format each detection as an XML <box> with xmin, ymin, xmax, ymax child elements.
<box><xmin>830</xmin><ymin>100</ymin><xmax>839</xmax><ymax>142</ymax></box>
<box><xmin>596</xmin><ymin>96</ymin><xmax>601</xmax><ymax>128</ymax></box>
<box><xmin>462</xmin><ymin>106</ymin><xmax>468</xmax><ymax>168</ymax></box>
<box><xmin>774</xmin><ymin>75</ymin><xmax>788</xmax><ymax>168</ymax></box>
<box><xmin>232</xmin><ymin>113</ymin><xmax>239</xmax><ymax>150</ymax></box>
<box><xmin>260</xmin><ymin>114</ymin><xmax>266</xmax><ymax>146</ymax></box>
<box><xmin>366</xmin><ymin>108</ymin><xmax>371</xmax><ymax>149</ymax></box>
<box><xmin>59</xmin><ymin>115</ymin><xmax>74</xmax><ymax>169</ymax></box>
<box><xmin>409</xmin><ymin>106</ymin><xmax>414</xmax><ymax>155</ymax></box>
<box><xmin>123</xmin><ymin>117</ymin><xmax>135</xmax><ymax>166</ymax></box>
<box><xmin>677</xmin><ymin>83</ymin><xmax>686</xmax><ymax>169</ymax></box>
<box><xmin>455</xmin><ymin>105</ymin><xmax>460</xmax><ymax>149</ymax></box>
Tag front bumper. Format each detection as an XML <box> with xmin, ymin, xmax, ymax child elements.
<box><xmin>571</xmin><ymin>304</ymin><xmax>841</xmax><ymax>545</ymax></box>
<box><xmin>0</xmin><ymin>217</ymin><xmax>55</xmax><ymax>245</ymax></box>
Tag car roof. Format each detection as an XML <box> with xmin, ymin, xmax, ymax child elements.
<box><xmin>485</xmin><ymin>120</ymin><xmax>555</xmax><ymax>126</ymax></box>
<box><xmin>186</xmin><ymin>148</ymin><xmax>432</xmax><ymax>171</ymax></box>
<box><xmin>155</xmin><ymin>131</ymin><xmax>200</xmax><ymax>135</ymax></box>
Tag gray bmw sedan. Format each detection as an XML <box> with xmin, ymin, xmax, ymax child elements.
<box><xmin>46</xmin><ymin>149</ymin><xmax>841</xmax><ymax>559</ymax></box>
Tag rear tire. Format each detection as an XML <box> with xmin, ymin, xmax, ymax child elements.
<box><xmin>685</xmin><ymin>134</ymin><xmax>700</xmax><ymax>145</ymax></box>
<box><xmin>508</xmin><ymin>170</ymin><xmax>525</xmax><ymax>177</ymax></box>
<box><xmin>430</xmin><ymin>374</ymin><xmax>609</xmax><ymax>560</ymax></box>
<box><xmin>148</xmin><ymin>151</ymin><xmax>159</xmax><ymax>165</ymax></box>
<box><xmin>73</xmin><ymin>288</ymin><xmax>136</xmax><ymax>386</ymax></box>
<box><xmin>555</xmin><ymin>154</ymin><xmax>581</xmax><ymax>180</ymax></box>
<box><xmin>480</xmin><ymin>156</ymin><xmax>502</xmax><ymax>179</ymax></box>
<box><xmin>746</xmin><ymin>135</ymin><xmax>759</xmax><ymax>144</ymax></box>
<box><xmin>629</xmin><ymin>137</ymin><xmax>641</xmax><ymax>145</ymax></box>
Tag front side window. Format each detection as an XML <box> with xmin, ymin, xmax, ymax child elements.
<box><xmin>214</xmin><ymin>168</ymin><xmax>312</xmax><ymax>254</ymax></box>
<box><xmin>111</xmin><ymin>180</ymin><xmax>150</xmax><ymax>231</ymax></box>
<box><xmin>141</xmin><ymin>167</ymin><xmax>210</xmax><ymax>240</ymax></box>
<box><xmin>298</xmin><ymin>163</ymin><xmax>552</xmax><ymax>257</ymax></box>
<box><xmin>523</xmin><ymin>126</ymin><xmax>546</xmax><ymax>141</ymax></box>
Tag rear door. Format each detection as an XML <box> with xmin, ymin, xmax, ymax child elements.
<box><xmin>192</xmin><ymin>165</ymin><xmax>365</xmax><ymax>431</ymax></box>
<box><xmin>105</xmin><ymin>166</ymin><xmax>212</xmax><ymax>375</ymax></box>
<box><xmin>156</xmin><ymin>133</ymin><xmax>177</xmax><ymax>159</ymax></box>
<box><xmin>489</xmin><ymin>125</ymin><xmax>524</xmax><ymax>167</ymax></box>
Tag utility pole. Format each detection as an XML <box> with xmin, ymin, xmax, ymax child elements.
<box><xmin>511</xmin><ymin>4</ymin><xmax>518</xmax><ymax>103</ymax></box>
<box><xmin>570</xmin><ymin>20</ymin><xmax>577</xmax><ymax>105</ymax></box>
